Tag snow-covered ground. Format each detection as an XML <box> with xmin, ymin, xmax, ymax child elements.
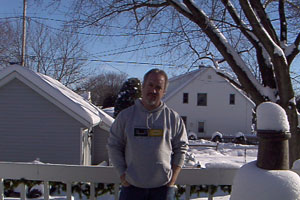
<box><xmin>183</xmin><ymin>139</ymin><xmax>257</xmax><ymax>200</ymax></box>
<box><xmin>186</xmin><ymin>139</ymin><xmax>257</xmax><ymax>168</ymax></box>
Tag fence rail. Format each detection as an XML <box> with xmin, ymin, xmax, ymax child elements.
<box><xmin>0</xmin><ymin>162</ymin><xmax>299</xmax><ymax>200</ymax></box>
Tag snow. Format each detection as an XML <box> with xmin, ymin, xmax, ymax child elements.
<box><xmin>256</xmin><ymin>102</ymin><xmax>290</xmax><ymax>131</ymax></box>
<box><xmin>285</xmin><ymin>43</ymin><xmax>297</xmax><ymax>56</ymax></box>
<box><xmin>102</xmin><ymin>107</ymin><xmax>115</xmax><ymax>117</ymax></box>
<box><xmin>234</xmin><ymin>132</ymin><xmax>244</xmax><ymax>138</ymax></box>
<box><xmin>211</xmin><ymin>131</ymin><xmax>222</xmax><ymax>140</ymax></box>
<box><xmin>231</xmin><ymin>161</ymin><xmax>300</xmax><ymax>200</ymax></box>
<box><xmin>0</xmin><ymin>65</ymin><xmax>114</xmax><ymax>128</ymax></box>
<box><xmin>292</xmin><ymin>159</ymin><xmax>300</xmax><ymax>170</ymax></box>
<box><xmin>187</xmin><ymin>140</ymin><xmax>257</xmax><ymax>168</ymax></box>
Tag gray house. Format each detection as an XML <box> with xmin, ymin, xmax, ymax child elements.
<box><xmin>0</xmin><ymin>65</ymin><xmax>114</xmax><ymax>165</ymax></box>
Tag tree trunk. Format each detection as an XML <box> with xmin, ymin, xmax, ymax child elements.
<box><xmin>286</xmin><ymin>106</ymin><xmax>300</xmax><ymax>167</ymax></box>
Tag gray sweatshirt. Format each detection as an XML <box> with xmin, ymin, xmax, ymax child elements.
<box><xmin>107</xmin><ymin>99</ymin><xmax>188</xmax><ymax>188</ymax></box>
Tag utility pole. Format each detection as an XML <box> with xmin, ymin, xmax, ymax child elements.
<box><xmin>21</xmin><ymin>0</ymin><xmax>27</xmax><ymax>66</ymax></box>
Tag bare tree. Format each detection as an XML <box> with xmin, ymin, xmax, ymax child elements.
<box><xmin>26</xmin><ymin>21</ymin><xmax>89</xmax><ymax>87</ymax></box>
<box><xmin>0</xmin><ymin>20</ymin><xmax>22</xmax><ymax>67</ymax></box>
<box><xmin>0</xmin><ymin>17</ymin><xmax>89</xmax><ymax>88</ymax></box>
<box><xmin>47</xmin><ymin>0</ymin><xmax>300</xmax><ymax>165</ymax></box>
<box><xmin>77</xmin><ymin>71</ymin><xmax>128</xmax><ymax>107</ymax></box>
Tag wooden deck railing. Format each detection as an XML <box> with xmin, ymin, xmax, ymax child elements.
<box><xmin>0</xmin><ymin>162</ymin><xmax>299</xmax><ymax>200</ymax></box>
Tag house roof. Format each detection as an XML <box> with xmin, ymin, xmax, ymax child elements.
<box><xmin>0</xmin><ymin>65</ymin><xmax>114</xmax><ymax>129</ymax></box>
<box><xmin>164</xmin><ymin>67</ymin><xmax>208</xmax><ymax>101</ymax></box>
<box><xmin>163</xmin><ymin>66</ymin><xmax>255</xmax><ymax>105</ymax></box>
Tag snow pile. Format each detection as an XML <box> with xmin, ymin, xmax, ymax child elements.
<box><xmin>234</xmin><ymin>132</ymin><xmax>244</xmax><ymax>138</ymax></box>
<box><xmin>187</xmin><ymin>140</ymin><xmax>257</xmax><ymax>168</ymax></box>
<box><xmin>231</xmin><ymin>102</ymin><xmax>300</xmax><ymax>200</ymax></box>
<box><xmin>231</xmin><ymin>161</ymin><xmax>300</xmax><ymax>200</ymax></box>
<box><xmin>205</xmin><ymin>162</ymin><xmax>240</xmax><ymax>169</ymax></box>
<box><xmin>292</xmin><ymin>159</ymin><xmax>300</xmax><ymax>170</ymax></box>
<box><xmin>256</xmin><ymin>102</ymin><xmax>290</xmax><ymax>131</ymax></box>
<box><xmin>211</xmin><ymin>131</ymin><xmax>222</xmax><ymax>140</ymax></box>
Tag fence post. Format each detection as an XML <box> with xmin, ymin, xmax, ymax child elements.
<box><xmin>44</xmin><ymin>181</ymin><xmax>49</xmax><ymax>200</ymax></box>
<box><xmin>90</xmin><ymin>182</ymin><xmax>95</xmax><ymax>200</ymax></box>
<box><xmin>66</xmin><ymin>182</ymin><xmax>72</xmax><ymax>200</ymax></box>
<box><xmin>114</xmin><ymin>183</ymin><xmax>120</xmax><ymax>200</ymax></box>
<box><xmin>256</xmin><ymin>130</ymin><xmax>290</xmax><ymax>170</ymax></box>
<box><xmin>208</xmin><ymin>185</ymin><xmax>213</xmax><ymax>200</ymax></box>
<box><xmin>0</xmin><ymin>179</ymin><xmax>3</xmax><ymax>200</ymax></box>
<box><xmin>185</xmin><ymin>185</ymin><xmax>190</xmax><ymax>200</ymax></box>
<box><xmin>20</xmin><ymin>183</ymin><xmax>27</xmax><ymax>200</ymax></box>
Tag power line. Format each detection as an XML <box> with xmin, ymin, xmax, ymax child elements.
<box><xmin>0</xmin><ymin>15</ymin><xmax>200</xmax><ymax>37</ymax></box>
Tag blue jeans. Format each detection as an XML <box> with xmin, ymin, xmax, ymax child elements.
<box><xmin>119</xmin><ymin>185</ymin><xmax>176</xmax><ymax>200</ymax></box>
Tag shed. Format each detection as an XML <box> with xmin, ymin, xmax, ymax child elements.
<box><xmin>0</xmin><ymin>65</ymin><xmax>114</xmax><ymax>165</ymax></box>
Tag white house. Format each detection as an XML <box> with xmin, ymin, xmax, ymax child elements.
<box><xmin>163</xmin><ymin>66</ymin><xmax>255</xmax><ymax>139</ymax></box>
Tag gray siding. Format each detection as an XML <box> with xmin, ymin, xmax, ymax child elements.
<box><xmin>0</xmin><ymin>79</ymin><xmax>83</xmax><ymax>164</ymax></box>
<box><xmin>91</xmin><ymin>125</ymin><xmax>109</xmax><ymax>165</ymax></box>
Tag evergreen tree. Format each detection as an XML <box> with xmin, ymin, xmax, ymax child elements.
<box><xmin>114</xmin><ymin>78</ymin><xmax>142</xmax><ymax>118</ymax></box>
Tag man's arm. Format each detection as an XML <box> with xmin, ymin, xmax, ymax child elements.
<box><xmin>107</xmin><ymin>113</ymin><xmax>127</xmax><ymax>177</ymax></box>
<box><xmin>167</xmin><ymin>165</ymin><xmax>182</xmax><ymax>186</ymax></box>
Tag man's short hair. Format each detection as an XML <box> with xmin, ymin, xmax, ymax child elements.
<box><xmin>143</xmin><ymin>68</ymin><xmax>169</xmax><ymax>90</ymax></box>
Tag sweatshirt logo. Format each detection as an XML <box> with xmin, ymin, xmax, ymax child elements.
<box><xmin>134</xmin><ymin>128</ymin><xmax>163</xmax><ymax>137</ymax></box>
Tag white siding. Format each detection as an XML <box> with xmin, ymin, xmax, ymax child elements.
<box><xmin>165</xmin><ymin>68</ymin><xmax>255</xmax><ymax>138</ymax></box>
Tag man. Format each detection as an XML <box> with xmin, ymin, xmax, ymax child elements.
<box><xmin>107</xmin><ymin>68</ymin><xmax>188</xmax><ymax>200</ymax></box>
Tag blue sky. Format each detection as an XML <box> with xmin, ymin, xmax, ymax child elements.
<box><xmin>0</xmin><ymin>0</ymin><xmax>299</xmax><ymax>86</ymax></box>
<box><xmin>0</xmin><ymin>0</ymin><xmax>186</xmax><ymax>80</ymax></box>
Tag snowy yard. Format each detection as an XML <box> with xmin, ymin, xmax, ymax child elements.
<box><xmin>187</xmin><ymin>139</ymin><xmax>257</xmax><ymax>168</ymax></box>
<box><xmin>182</xmin><ymin>139</ymin><xmax>257</xmax><ymax>200</ymax></box>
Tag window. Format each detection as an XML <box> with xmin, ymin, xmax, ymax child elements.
<box><xmin>181</xmin><ymin>116</ymin><xmax>187</xmax><ymax>126</ymax></box>
<box><xmin>183</xmin><ymin>93</ymin><xmax>189</xmax><ymax>104</ymax></box>
<box><xmin>197</xmin><ymin>93</ymin><xmax>207</xmax><ymax>106</ymax></box>
<box><xmin>198</xmin><ymin>122</ymin><xmax>204</xmax><ymax>133</ymax></box>
<box><xmin>230</xmin><ymin>94</ymin><xmax>235</xmax><ymax>105</ymax></box>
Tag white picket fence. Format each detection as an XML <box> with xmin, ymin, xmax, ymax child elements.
<box><xmin>0</xmin><ymin>162</ymin><xmax>299</xmax><ymax>200</ymax></box>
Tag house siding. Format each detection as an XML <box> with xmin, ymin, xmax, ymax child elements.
<box><xmin>165</xmin><ymin>68</ymin><xmax>255</xmax><ymax>138</ymax></box>
<box><xmin>0</xmin><ymin>79</ymin><xmax>83</xmax><ymax>164</ymax></box>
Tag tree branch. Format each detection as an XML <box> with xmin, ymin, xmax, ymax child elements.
<box><xmin>249</xmin><ymin>0</ymin><xmax>279</xmax><ymax>44</ymax></box>
<box><xmin>279</xmin><ymin>0</ymin><xmax>287</xmax><ymax>43</ymax></box>
<box><xmin>287</xmin><ymin>32</ymin><xmax>300</xmax><ymax>65</ymax></box>
<box><xmin>169</xmin><ymin>0</ymin><xmax>266</xmax><ymax>104</ymax></box>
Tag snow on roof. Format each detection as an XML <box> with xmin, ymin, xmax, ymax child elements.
<box><xmin>164</xmin><ymin>66</ymin><xmax>255</xmax><ymax>105</ymax></box>
<box><xmin>0</xmin><ymin>65</ymin><xmax>114</xmax><ymax>128</ymax></box>
<box><xmin>164</xmin><ymin>67</ymin><xmax>207</xmax><ymax>101</ymax></box>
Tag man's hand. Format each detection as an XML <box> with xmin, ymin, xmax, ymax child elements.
<box><xmin>120</xmin><ymin>173</ymin><xmax>131</xmax><ymax>187</ymax></box>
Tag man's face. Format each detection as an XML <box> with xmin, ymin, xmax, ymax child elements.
<box><xmin>142</xmin><ymin>73</ymin><xmax>166</xmax><ymax>110</ymax></box>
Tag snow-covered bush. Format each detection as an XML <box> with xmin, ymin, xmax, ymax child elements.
<box><xmin>232</xmin><ymin>132</ymin><xmax>246</xmax><ymax>144</ymax></box>
<box><xmin>188</xmin><ymin>131</ymin><xmax>197</xmax><ymax>140</ymax></box>
<box><xmin>211</xmin><ymin>131</ymin><xmax>223</xmax><ymax>142</ymax></box>
<box><xmin>114</xmin><ymin>78</ymin><xmax>141</xmax><ymax>118</ymax></box>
